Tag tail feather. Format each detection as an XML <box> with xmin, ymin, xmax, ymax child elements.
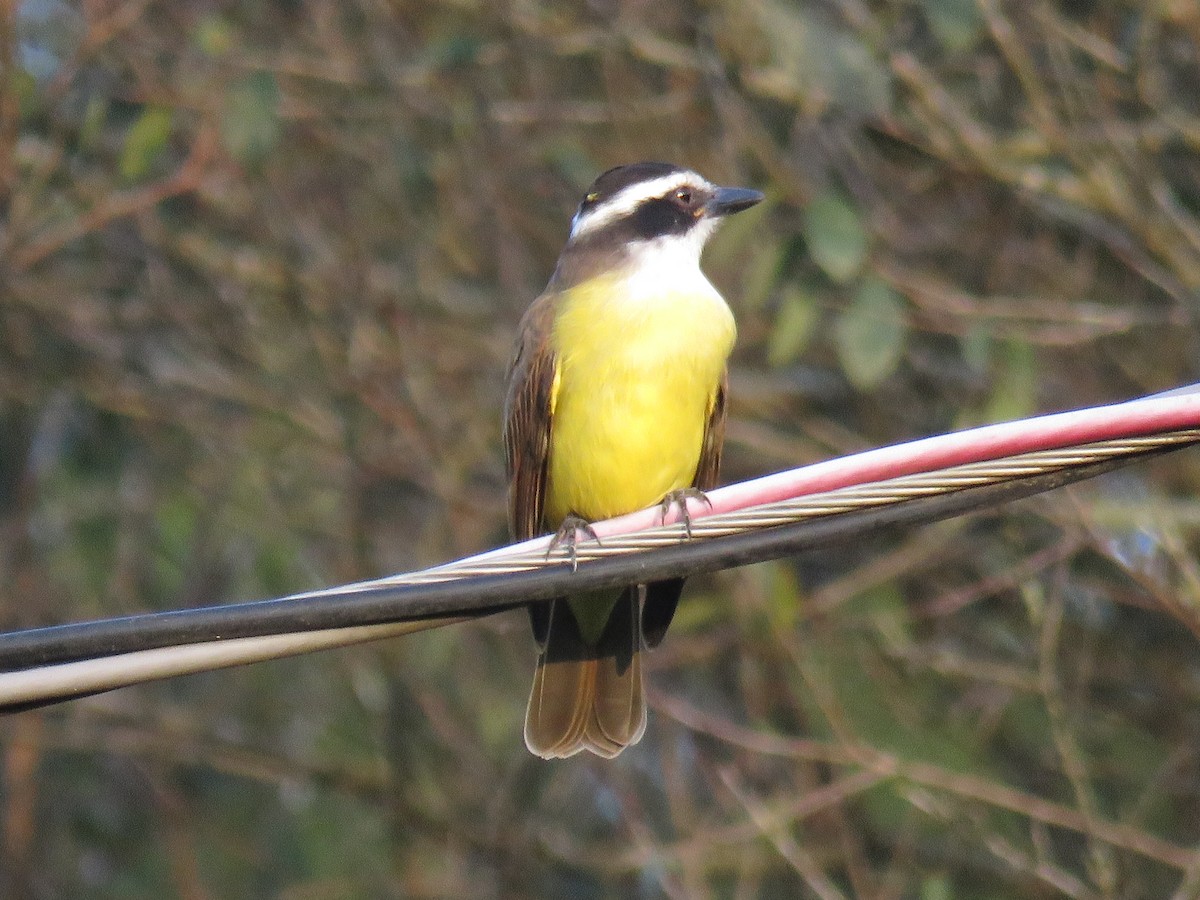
<box><xmin>642</xmin><ymin>578</ymin><xmax>685</xmax><ymax>648</ymax></box>
<box><xmin>524</xmin><ymin>590</ymin><xmax>646</xmax><ymax>759</ymax></box>
<box><xmin>589</xmin><ymin>645</ymin><xmax>645</xmax><ymax>754</ymax></box>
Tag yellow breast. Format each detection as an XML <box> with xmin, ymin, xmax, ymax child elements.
<box><xmin>544</xmin><ymin>267</ymin><xmax>736</xmax><ymax>526</ymax></box>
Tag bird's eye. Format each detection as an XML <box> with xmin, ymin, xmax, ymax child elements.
<box><xmin>675</xmin><ymin>189</ymin><xmax>692</xmax><ymax>204</ymax></box>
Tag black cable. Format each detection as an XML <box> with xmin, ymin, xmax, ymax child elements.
<box><xmin>0</xmin><ymin>449</ymin><xmax>1165</xmax><ymax>675</ymax></box>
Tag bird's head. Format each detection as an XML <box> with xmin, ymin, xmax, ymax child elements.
<box><xmin>556</xmin><ymin>162</ymin><xmax>763</xmax><ymax>279</ymax></box>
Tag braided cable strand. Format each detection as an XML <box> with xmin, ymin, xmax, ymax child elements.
<box><xmin>0</xmin><ymin>394</ymin><xmax>1197</xmax><ymax>709</ymax></box>
<box><xmin>333</xmin><ymin>430</ymin><xmax>1200</xmax><ymax>586</ymax></box>
<box><xmin>278</xmin><ymin>386</ymin><xmax>1200</xmax><ymax>600</ymax></box>
<box><xmin>336</xmin><ymin>433</ymin><xmax>1200</xmax><ymax>587</ymax></box>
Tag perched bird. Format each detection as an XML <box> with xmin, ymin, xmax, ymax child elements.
<box><xmin>504</xmin><ymin>162</ymin><xmax>763</xmax><ymax>758</ymax></box>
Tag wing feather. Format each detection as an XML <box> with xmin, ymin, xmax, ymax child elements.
<box><xmin>692</xmin><ymin>369</ymin><xmax>728</xmax><ymax>492</ymax></box>
<box><xmin>641</xmin><ymin>369</ymin><xmax>729</xmax><ymax>648</ymax></box>
<box><xmin>503</xmin><ymin>292</ymin><xmax>558</xmax><ymax>542</ymax></box>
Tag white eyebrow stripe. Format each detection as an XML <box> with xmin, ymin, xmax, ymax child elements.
<box><xmin>569</xmin><ymin>171</ymin><xmax>710</xmax><ymax>239</ymax></box>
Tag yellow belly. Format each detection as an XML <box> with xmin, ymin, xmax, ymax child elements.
<box><xmin>544</xmin><ymin>273</ymin><xmax>736</xmax><ymax>526</ymax></box>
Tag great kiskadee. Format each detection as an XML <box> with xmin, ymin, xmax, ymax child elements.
<box><xmin>504</xmin><ymin>162</ymin><xmax>763</xmax><ymax>759</ymax></box>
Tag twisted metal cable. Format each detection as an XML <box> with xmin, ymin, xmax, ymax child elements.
<box><xmin>0</xmin><ymin>413</ymin><xmax>1196</xmax><ymax>710</ymax></box>
<box><xmin>354</xmin><ymin>429</ymin><xmax>1200</xmax><ymax>585</ymax></box>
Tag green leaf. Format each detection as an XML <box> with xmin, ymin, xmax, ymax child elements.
<box><xmin>428</xmin><ymin>34</ymin><xmax>483</xmax><ymax>70</ymax></box>
<box><xmin>835</xmin><ymin>278</ymin><xmax>908</xmax><ymax>389</ymax></box>
<box><xmin>150</xmin><ymin>491</ymin><xmax>197</xmax><ymax>596</ymax></box>
<box><xmin>12</xmin><ymin>66</ymin><xmax>38</xmax><ymax>118</ymax></box>
<box><xmin>79</xmin><ymin>93</ymin><xmax>109</xmax><ymax>151</ymax></box>
<box><xmin>119</xmin><ymin>106</ymin><xmax>172</xmax><ymax>181</ymax></box>
<box><xmin>960</xmin><ymin>321</ymin><xmax>992</xmax><ymax>372</ymax></box>
<box><xmin>921</xmin><ymin>0</ymin><xmax>984</xmax><ymax>52</ymax></box>
<box><xmin>804</xmin><ymin>190</ymin><xmax>868</xmax><ymax>283</ymax></box>
<box><xmin>921</xmin><ymin>873</ymin><xmax>953</xmax><ymax>900</ymax></box>
<box><xmin>194</xmin><ymin>14</ymin><xmax>234</xmax><ymax>57</ymax></box>
<box><xmin>767</xmin><ymin>284</ymin><xmax>819</xmax><ymax>366</ymax></box>
<box><xmin>850</xmin><ymin>583</ymin><xmax>913</xmax><ymax>653</ymax></box>
<box><xmin>739</xmin><ymin>238</ymin><xmax>786</xmax><ymax>310</ymax></box>
<box><xmin>221</xmin><ymin>72</ymin><xmax>280</xmax><ymax>164</ymax></box>
<box><xmin>985</xmin><ymin>339</ymin><xmax>1037</xmax><ymax>422</ymax></box>
<box><xmin>804</xmin><ymin>19</ymin><xmax>893</xmax><ymax>117</ymax></box>
<box><xmin>762</xmin><ymin>560</ymin><xmax>803</xmax><ymax>632</ymax></box>
<box><xmin>747</xmin><ymin>3</ymin><xmax>892</xmax><ymax>117</ymax></box>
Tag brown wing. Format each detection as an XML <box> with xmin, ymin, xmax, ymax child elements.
<box><xmin>503</xmin><ymin>291</ymin><xmax>558</xmax><ymax>541</ymax></box>
<box><xmin>692</xmin><ymin>368</ymin><xmax>728</xmax><ymax>491</ymax></box>
<box><xmin>641</xmin><ymin>370</ymin><xmax>729</xmax><ymax>648</ymax></box>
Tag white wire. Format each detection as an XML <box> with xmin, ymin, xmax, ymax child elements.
<box><xmin>2</xmin><ymin>428</ymin><xmax>1196</xmax><ymax>708</ymax></box>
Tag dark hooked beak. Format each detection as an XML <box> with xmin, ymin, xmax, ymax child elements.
<box><xmin>706</xmin><ymin>186</ymin><xmax>765</xmax><ymax>217</ymax></box>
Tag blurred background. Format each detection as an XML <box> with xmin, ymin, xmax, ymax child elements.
<box><xmin>3</xmin><ymin>0</ymin><xmax>1200</xmax><ymax>897</ymax></box>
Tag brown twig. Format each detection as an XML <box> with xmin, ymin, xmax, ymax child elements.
<box><xmin>654</xmin><ymin>691</ymin><xmax>1200</xmax><ymax>873</ymax></box>
<box><xmin>0</xmin><ymin>1</ymin><xmax>20</xmax><ymax>204</ymax></box>
<box><xmin>9</xmin><ymin>123</ymin><xmax>219</xmax><ymax>272</ymax></box>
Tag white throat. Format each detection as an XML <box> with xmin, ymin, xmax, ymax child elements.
<box><xmin>615</xmin><ymin>226</ymin><xmax>724</xmax><ymax>303</ymax></box>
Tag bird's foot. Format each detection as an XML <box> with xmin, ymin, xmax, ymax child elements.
<box><xmin>547</xmin><ymin>515</ymin><xmax>600</xmax><ymax>572</ymax></box>
<box><xmin>659</xmin><ymin>488</ymin><xmax>712</xmax><ymax>538</ymax></box>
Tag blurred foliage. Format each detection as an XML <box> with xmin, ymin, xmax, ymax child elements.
<box><xmin>2</xmin><ymin>0</ymin><xmax>1200</xmax><ymax>897</ymax></box>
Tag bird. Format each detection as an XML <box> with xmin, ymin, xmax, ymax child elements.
<box><xmin>503</xmin><ymin>161</ymin><xmax>763</xmax><ymax>758</ymax></box>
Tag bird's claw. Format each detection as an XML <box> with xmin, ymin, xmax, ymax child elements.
<box><xmin>659</xmin><ymin>488</ymin><xmax>712</xmax><ymax>538</ymax></box>
<box><xmin>547</xmin><ymin>515</ymin><xmax>600</xmax><ymax>572</ymax></box>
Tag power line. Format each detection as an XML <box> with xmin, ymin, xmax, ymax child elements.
<box><xmin>1</xmin><ymin>387</ymin><xmax>1198</xmax><ymax>710</ymax></box>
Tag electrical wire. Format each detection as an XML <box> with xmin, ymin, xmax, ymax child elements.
<box><xmin>1</xmin><ymin>386</ymin><xmax>1199</xmax><ymax>710</ymax></box>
